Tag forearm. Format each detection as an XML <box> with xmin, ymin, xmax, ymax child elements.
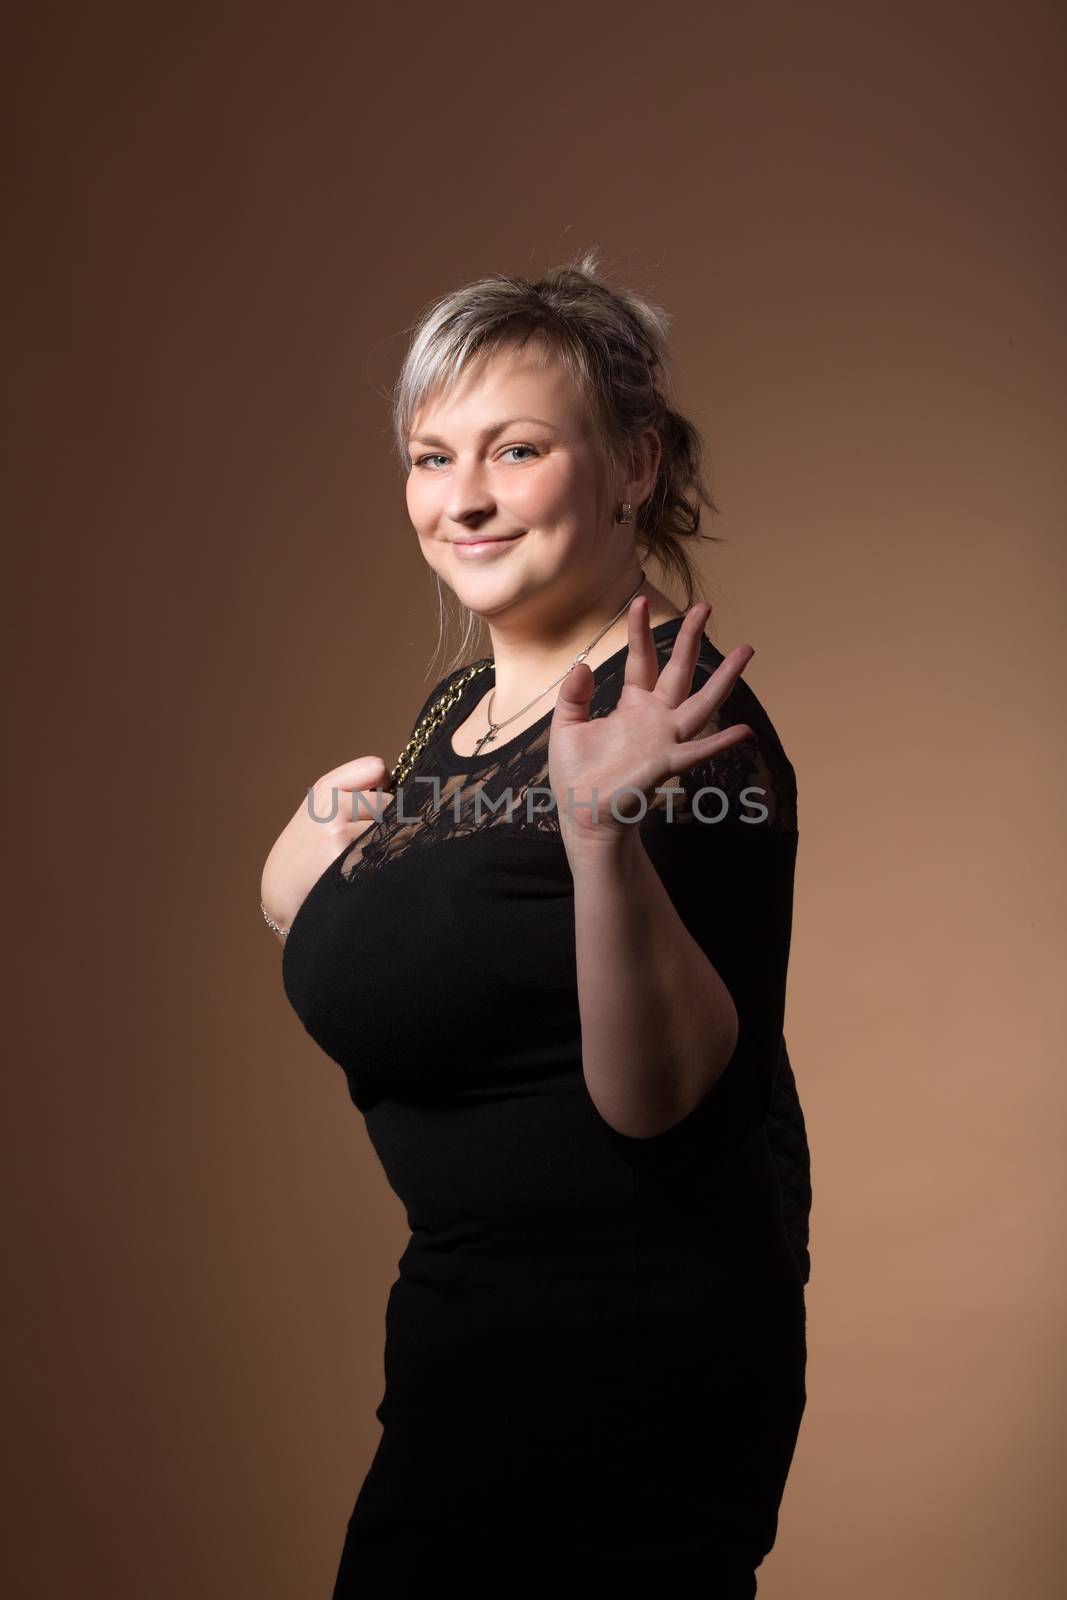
<box><xmin>566</xmin><ymin>824</ymin><xmax>740</xmax><ymax>1140</ymax></box>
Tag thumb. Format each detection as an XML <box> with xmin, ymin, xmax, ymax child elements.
<box><xmin>551</xmin><ymin>660</ymin><xmax>595</xmax><ymax>729</ymax></box>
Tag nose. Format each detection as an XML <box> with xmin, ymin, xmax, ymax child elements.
<box><xmin>444</xmin><ymin>457</ymin><xmax>496</xmax><ymax>530</ymax></box>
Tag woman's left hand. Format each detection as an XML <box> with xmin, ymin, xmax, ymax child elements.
<box><xmin>548</xmin><ymin>598</ymin><xmax>756</xmax><ymax>853</ymax></box>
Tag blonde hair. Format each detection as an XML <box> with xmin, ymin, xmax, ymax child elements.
<box><xmin>392</xmin><ymin>247</ymin><xmax>723</xmax><ymax>679</ymax></box>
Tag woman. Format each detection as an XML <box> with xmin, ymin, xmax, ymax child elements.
<box><xmin>261</xmin><ymin>251</ymin><xmax>812</xmax><ymax>1597</ymax></box>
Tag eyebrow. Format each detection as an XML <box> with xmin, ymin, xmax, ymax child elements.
<box><xmin>408</xmin><ymin>415</ymin><xmax>558</xmax><ymax>448</ymax></box>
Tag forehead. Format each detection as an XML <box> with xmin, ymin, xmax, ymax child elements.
<box><xmin>410</xmin><ymin>343</ymin><xmax>590</xmax><ymax>435</ymax></box>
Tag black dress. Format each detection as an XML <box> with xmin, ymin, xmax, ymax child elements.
<box><xmin>281</xmin><ymin>616</ymin><xmax>812</xmax><ymax>1598</ymax></box>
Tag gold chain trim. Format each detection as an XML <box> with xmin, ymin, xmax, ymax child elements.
<box><xmin>389</xmin><ymin>660</ymin><xmax>493</xmax><ymax>789</ymax></box>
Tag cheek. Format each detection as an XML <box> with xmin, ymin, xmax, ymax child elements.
<box><xmin>509</xmin><ymin>458</ymin><xmax>590</xmax><ymax>520</ymax></box>
<box><xmin>405</xmin><ymin>474</ymin><xmax>427</xmax><ymax>522</ymax></box>
<box><xmin>406</xmin><ymin>475</ymin><xmax>447</xmax><ymax>539</ymax></box>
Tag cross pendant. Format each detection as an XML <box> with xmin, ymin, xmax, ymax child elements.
<box><xmin>473</xmin><ymin>724</ymin><xmax>498</xmax><ymax>757</ymax></box>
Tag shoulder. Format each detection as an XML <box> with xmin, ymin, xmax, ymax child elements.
<box><xmin>688</xmin><ymin>637</ymin><xmax>798</xmax><ymax>833</ymax></box>
<box><xmin>588</xmin><ymin>624</ymin><xmax>796</xmax><ymax>819</ymax></box>
<box><xmin>390</xmin><ymin>659</ymin><xmax>493</xmax><ymax>788</ymax></box>
<box><xmin>692</xmin><ymin>636</ymin><xmax>794</xmax><ymax>775</ymax></box>
<box><xmin>592</xmin><ymin>629</ymin><xmax>798</xmax><ymax>832</ymax></box>
<box><xmin>409</xmin><ymin>657</ymin><xmax>492</xmax><ymax>732</ymax></box>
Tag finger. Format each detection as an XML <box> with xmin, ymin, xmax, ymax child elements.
<box><xmin>350</xmin><ymin>786</ymin><xmax>394</xmax><ymax>825</ymax></box>
<box><xmin>551</xmin><ymin>659</ymin><xmax>596</xmax><ymax>729</ymax></box>
<box><xmin>326</xmin><ymin>754</ymin><xmax>390</xmax><ymax>791</ymax></box>
<box><xmin>621</xmin><ymin>595</ymin><xmax>659</xmax><ymax>690</ymax></box>
<box><xmin>674</xmin><ymin>644</ymin><xmax>755</xmax><ymax>742</ymax></box>
<box><xmin>667</xmin><ymin>721</ymin><xmax>756</xmax><ymax>778</ymax></box>
<box><xmin>654</xmin><ymin>603</ymin><xmax>713</xmax><ymax>706</ymax></box>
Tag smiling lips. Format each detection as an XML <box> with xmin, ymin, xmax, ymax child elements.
<box><xmin>451</xmin><ymin>532</ymin><xmax>526</xmax><ymax>556</ymax></box>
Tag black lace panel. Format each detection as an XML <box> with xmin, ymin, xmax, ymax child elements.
<box><xmin>339</xmin><ymin>636</ymin><xmax>796</xmax><ymax>882</ymax></box>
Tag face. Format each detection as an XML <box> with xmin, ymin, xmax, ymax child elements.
<box><xmin>405</xmin><ymin>343</ymin><xmax>628</xmax><ymax>626</ymax></box>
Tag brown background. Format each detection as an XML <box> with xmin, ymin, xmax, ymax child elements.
<box><xmin>6</xmin><ymin>2</ymin><xmax>1064</xmax><ymax>1595</ymax></box>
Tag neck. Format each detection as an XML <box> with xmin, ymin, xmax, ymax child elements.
<box><xmin>480</xmin><ymin>570</ymin><xmax>676</xmax><ymax>719</ymax></box>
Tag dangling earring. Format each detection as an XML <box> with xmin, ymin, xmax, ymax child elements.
<box><xmin>615</xmin><ymin>501</ymin><xmax>633</xmax><ymax>524</ymax></box>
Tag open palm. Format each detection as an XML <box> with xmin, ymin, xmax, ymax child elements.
<box><xmin>547</xmin><ymin>599</ymin><xmax>756</xmax><ymax>848</ymax></box>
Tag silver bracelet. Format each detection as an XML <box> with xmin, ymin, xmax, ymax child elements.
<box><xmin>261</xmin><ymin>901</ymin><xmax>290</xmax><ymax>940</ymax></box>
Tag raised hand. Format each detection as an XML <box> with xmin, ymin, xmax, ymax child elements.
<box><xmin>547</xmin><ymin>598</ymin><xmax>756</xmax><ymax>853</ymax></box>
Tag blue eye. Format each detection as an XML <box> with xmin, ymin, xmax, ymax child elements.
<box><xmin>412</xmin><ymin>444</ymin><xmax>539</xmax><ymax>471</ymax></box>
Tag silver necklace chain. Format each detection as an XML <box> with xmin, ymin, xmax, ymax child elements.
<box><xmin>473</xmin><ymin>572</ymin><xmax>647</xmax><ymax>757</ymax></box>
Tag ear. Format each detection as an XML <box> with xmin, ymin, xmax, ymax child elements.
<box><xmin>627</xmin><ymin>426</ymin><xmax>662</xmax><ymax>505</ymax></box>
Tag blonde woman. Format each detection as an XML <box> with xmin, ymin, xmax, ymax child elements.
<box><xmin>262</xmin><ymin>251</ymin><xmax>812</xmax><ymax>1597</ymax></box>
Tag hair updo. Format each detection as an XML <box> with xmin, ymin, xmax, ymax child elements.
<box><xmin>392</xmin><ymin>246</ymin><xmax>723</xmax><ymax>678</ymax></box>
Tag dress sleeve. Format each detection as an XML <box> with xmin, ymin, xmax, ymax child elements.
<box><xmin>597</xmin><ymin>654</ymin><xmax>799</xmax><ymax>1175</ymax></box>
